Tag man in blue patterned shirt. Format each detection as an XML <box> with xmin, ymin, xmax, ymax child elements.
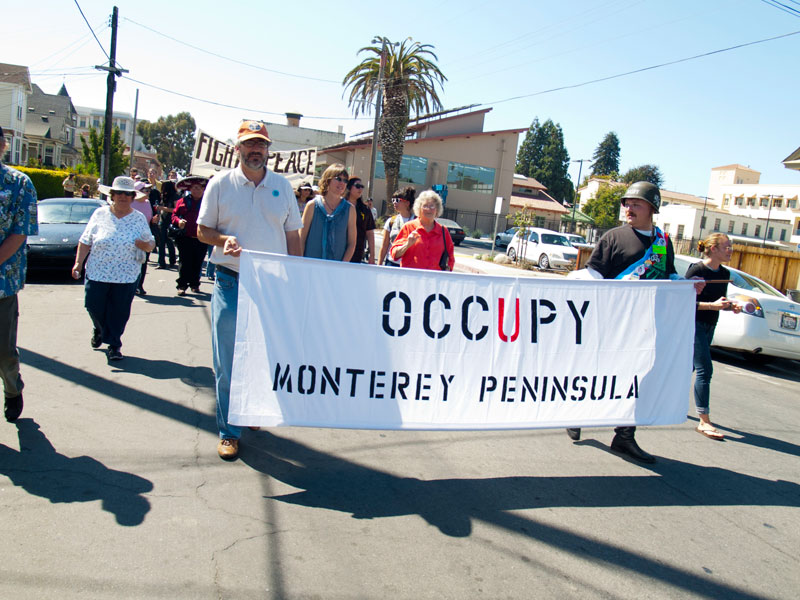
<box><xmin>0</xmin><ymin>126</ymin><xmax>38</xmax><ymax>422</ymax></box>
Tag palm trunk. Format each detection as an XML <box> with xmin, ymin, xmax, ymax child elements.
<box><xmin>379</xmin><ymin>85</ymin><xmax>409</xmax><ymax>214</ymax></box>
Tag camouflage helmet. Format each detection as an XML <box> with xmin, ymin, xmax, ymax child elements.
<box><xmin>622</xmin><ymin>181</ymin><xmax>661</xmax><ymax>214</ymax></box>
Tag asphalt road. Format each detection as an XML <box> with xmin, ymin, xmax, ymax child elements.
<box><xmin>1</xmin><ymin>264</ymin><xmax>798</xmax><ymax>600</ymax></box>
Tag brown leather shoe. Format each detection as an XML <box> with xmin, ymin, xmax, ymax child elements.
<box><xmin>217</xmin><ymin>438</ymin><xmax>239</xmax><ymax>460</ymax></box>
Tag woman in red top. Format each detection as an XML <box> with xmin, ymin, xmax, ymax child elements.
<box><xmin>389</xmin><ymin>190</ymin><xmax>455</xmax><ymax>271</ymax></box>
<box><xmin>172</xmin><ymin>176</ymin><xmax>209</xmax><ymax>295</ymax></box>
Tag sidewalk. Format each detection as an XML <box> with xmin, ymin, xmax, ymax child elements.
<box><xmin>454</xmin><ymin>251</ymin><xmax>568</xmax><ymax>279</ymax></box>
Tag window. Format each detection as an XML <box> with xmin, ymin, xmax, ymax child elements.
<box><xmin>119</xmin><ymin>121</ymin><xmax>126</xmax><ymax>131</ymax></box>
<box><xmin>780</xmin><ymin>229</ymin><xmax>786</xmax><ymax>241</ymax></box>
<box><xmin>746</xmin><ymin>197</ymin><xmax>756</xmax><ymax>207</ymax></box>
<box><xmin>722</xmin><ymin>197</ymin><xmax>730</xmax><ymax>207</ymax></box>
<box><xmin>663</xmin><ymin>223</ymin><xmax>670</xmax><ymax>233</ymax></box>
<box><xmin>789</xmin><ymin>199</ymin><xmax>797</xmax><ymax>209</ymax></box>
<box><xmin>735</xmin><ymin>197</ymin><xmax>744</xmax><ymax>206</ymax></box>
<box><xmin>767</xmin><ymin>227</ymin><xmax>774</xmax><ymax>240</ymax></box>
<box><xmin>741</xmin><ymin>223</ymin><xmax>748</xmax><ymax>235</ymax></box>
<box><xmin>727</xmin><ymin>221</ymin><xmax>734</xmax><ymax>233</ymax></box>
<box><xmin>700</xmin><ymin>216</ymin><xmax>707</xmax><ymax>229</ymax></box>
<box><xmin>754</xmin><ymin>225</ymin><xmax>761</xmax><ymax>237</ymax></box>
<box><xmin>92</xmin><ymin>118</ymin><xmax>100</xmax><ymax>128</ymax></box>
<box><xmin>43</xmin><ymin>146</ymin><xmax>54</xmax><ymax>166</ymax></box>
<box><xmin>374</xmin><ymin>152</ymin><xmax>428</xmax><ymax>186</ymax></box>
<box><xmin>773</xmin><ymin>198</ymin><xmax>782</xmax><ymax>208</ymax></box>
<box><xmin>446</xmin><ymin>161</ymin><xmax>495</xmax><ymax>194</ymax></box>
<box><xmin>676</xmin><ymin>224</ymin><xmax>684</xmax><ymax>239</ymax></box>
<box><xmin>17</xmin><ymin>106</ymin><xmax>22</xmax><ymax>120</ymax></box>
<box><xmin>760</xmin><ymin>197</ymin><xmax>770</xmax><ymax>207</ymax></box>
<box><xmin>79</xmin><ymin>117</ymin><xmax>86</xmax><ymax>128</ymax></box>
<box><xmin>714</xmin><ymin>218</ymin><xmax>721</xmax><ymax>231</ymax></box>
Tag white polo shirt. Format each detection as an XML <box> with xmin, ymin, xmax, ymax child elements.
<box><xmin>197</xmin><ymin>166</ymin><xmax>302</xmax><ymax>272</ymax></box>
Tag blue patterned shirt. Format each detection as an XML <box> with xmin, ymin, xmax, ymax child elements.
<box><xmin>0</xmin><ymin>163</ymin><xmax>38</xmax><ymax>298</ymax></box>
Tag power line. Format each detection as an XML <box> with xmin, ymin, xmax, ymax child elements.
<box><xmin>758</xmin><ymin>0</ymin><xmax>800</xmax><ymax>17</ymax></box>
<box><xmin>121</xmin><ymin>75</ymin><xmax>366</xmax><ymax>121</ymax></box>
<box><xmin>122</xmin><ymin>17</ymin><xmax>341</xmax><ymax>84</ymax></box>
<box><xmin>479</xmin><ymin>28</ymin><xmax>800</xmax><ymax>106</ymax></box>
<box><xmin>72</xmin><ymin>0</ymin><xmax>110</xmax><ymax>60</ymax></box>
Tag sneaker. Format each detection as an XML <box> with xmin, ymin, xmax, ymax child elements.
<box><xmin>91</xmin><ymin>329</ymin><xmax>102</xmax><ymax>349</ymax></box>
<box><xmin>217</xmin><ymin>438</ymin><xmax>239</xmax><ymax>459</ymax></box>
<box><xmin>4</xmin><ymin>393</ymin><xmax>23</xmax><ymax>422</ymax></box>
<box><xmin>107</xmin><ymin>347</ymin><xmax>123</xmax><ymax>361</ymax></box>
<box><xmin>190</xmin><ymin>286</ymin><xmax>201</xmax><ymax>294</ymax></box>
<box><xmin>136</xmin><ymin>287</ymin><xmax>147</xmax><ymax>296</ymax></box>
<box><xmin>177</xmin><ymin>288</ymin><xmax>187</xmax><ymax>297</ymax></box>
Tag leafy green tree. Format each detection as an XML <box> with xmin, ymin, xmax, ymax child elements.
<box><xmin>343</xmin><ymin>37</ymin><xmax>446</xmax><ymax>203</ymax></box>
<box><xmin>137</xmin><ymin>112</ymin><xmax>197</xmax><ymax>174</ymax></box>
<box><xmin>583</xmin><ymin>183</ymin><xmax>625</xmax><ymax>229</ymax></box>
<box><xmin>622</xmin><ymin>164</ymin><xmax>663</xmax><ymax>187</ymax></box>
<box><xmin>591</xmin><ymin>131</ymin><xmax>620</xmax><ymax>177</ymax></box>
<box><xmin>79</xmin><ymin>125</ymin><xmax>128</xmax><ymax>179</ymax></box>
<box><xmin>515</xmin><ymin>118</ymin><xmax>572</xmax><ymax>203</ymax></box>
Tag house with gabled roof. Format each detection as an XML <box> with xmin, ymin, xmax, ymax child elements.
<box><xmin>0</xmin><ymin>63</ymin><xmax>33</xmax><ymax>165</ymax></box>
<box><xmin>24</xmin><ymin>83</ymin><xmax>80</xmax><ymax>167</ymax></box>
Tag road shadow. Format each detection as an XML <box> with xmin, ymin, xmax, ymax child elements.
<box><xmin>108</xmin><ymin>355</ymin><xmax>214</xmax><ymax>388</ymax></box>
<box><xmin>136</xmin><ymin>293</ymin><xmax>208</xmax><ymax>307</ymax></box>
<box><xmin>712</xmin><ymin>349</ymin><xmax>800</xmax><ymax>383</ymax></box>
<box><xmin>0</xmin><ymin>419</ymin><xmax>152</xmax><ymax>526</ymax></box>
<box><xmin>240</xmin><ymin>430</ymin><xmax>787</xmax><ymax>599</ymax></box>
<box><xmin>686</xmin><ymin>415</ymin><xmax>800</xmax><ymax>458</ymax></box>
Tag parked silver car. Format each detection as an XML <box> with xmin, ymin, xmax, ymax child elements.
<box><xmin>506</xmin><ymin>227</ymin><xmax>578</xmax><ymax>270</ymax></box>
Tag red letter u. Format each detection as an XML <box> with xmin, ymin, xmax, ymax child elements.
<box><xmin>497</xmin><ymin>298</ymin><xmax>520</xmax><ymax>342</ymax></box>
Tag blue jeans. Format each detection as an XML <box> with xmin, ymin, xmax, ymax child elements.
<box><xmin>693</xmin><ymin>321</ymin><xmax>716</xmax><ymax>415</ymax></box>
<box><xmin>84</xmin><ymin>279</ymin><xmax>138</xmax><ymax>349</ymax></box>
<box><xmin>211</xmin><ymin>268</ymin><xmax>241</xmax><ymax>440</ymax></box>
<box><xmin>205</xmin><ymin>245</ymin><xmax>216</xmax><ymax>278</ymax></box>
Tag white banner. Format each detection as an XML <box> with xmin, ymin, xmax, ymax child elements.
<box><xmin>229</xmin><ymin>251</ymin><xmax>696</xmax><ymax>430</ymax></box>
<box><xmin>190</xmin><ymin>128</ymin><xmax>316</xmax><ymax>185</ymax></box>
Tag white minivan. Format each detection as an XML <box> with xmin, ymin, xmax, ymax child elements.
<box><xmin>506</xmin><ymin>227</ymin><xmax>578</xmax><ymax>270</ymax></box>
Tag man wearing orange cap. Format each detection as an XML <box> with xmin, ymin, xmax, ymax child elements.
<box><xmin>198</xmin><ymin>120</ymin><xmax>302</xmax><ymax>460</ymax></box>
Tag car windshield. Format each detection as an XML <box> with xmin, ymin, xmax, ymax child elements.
<box><xmin>541</xmin><ymin>234</ymin><xmax>571</xmax><ymax>247</ymax></box>
<box><xmin>38</xmin><ymin>202</ymin><xmax>99</xmax><ymax>224</ymax></box>
<box><xmin>568</xmin><ymin>236</ymin><xmax>586</xmax><ymax>244</ymax></box>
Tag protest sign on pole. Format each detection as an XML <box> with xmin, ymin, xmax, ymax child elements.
<box><xmin>190</xmin><ymin>129</ymin><xmax>316</xmax><ymax>186</ymax></box>
<box><xmin>229</xmin><ymin>251</ymin><xmax>695</xmax><ymax>430</ymax></box>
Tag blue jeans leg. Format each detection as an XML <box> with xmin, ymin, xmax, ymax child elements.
<box><xmin>211</xmin><ymin>269</ymin><xmax>242</xmax><ymax>440</ymax></box>
<box><xmin>85</xmin><ymin>279</ymin><xmax>137</xmax><ymax>349</ymax></box>
<box><xmin>693</xmin><ymin>321</ymin><xmax>715</xmax><ymax>415</ymax></box>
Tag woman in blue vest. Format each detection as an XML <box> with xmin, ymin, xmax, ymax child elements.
<box><xmin>300</xmin><ymin>164</ymin><xmax>356</xmax><ymax>261</ymax></box>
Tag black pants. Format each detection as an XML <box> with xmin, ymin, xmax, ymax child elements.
<box><xmin>175</xmin><ymin>236</ymin><xmax>208</xmax><ymax>290</ymax></box>
<box><xmin>0</xmin><ymin>295</ymin><xmax>23</xmax><ymax>398</ymax></box>
<box><xmin>158</xmin><ymin>217</ymin><xmax>176</xmax><ymax>266</ymax></box>
<box><xmin>84</xmin><ymin>279</ymin><xmax>137</xmax><ymax>349</ymax></box>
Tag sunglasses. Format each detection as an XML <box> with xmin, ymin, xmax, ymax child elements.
<box><xmin>113</xmin><ymin>191</ymin><xmax>136</xmax><ymax>197</ymax></box>
<box><xmin>332</xmin><ymin>176</ymin><xmax>349</xmax><ymax>183</ymax></box>
<box><xmin>241</xmin><ymin>139</ymin><xmax>268</xmax><ymax>148</ymax></box>
<box><xmin>392</xmin><ymin>197</ymin><xmax>404</xmax><ymax>202</ymax></box>
<box><xmin>352</xmin><ymin>183</ymin><xmax>364</xmax><ymax>189</ymax></box>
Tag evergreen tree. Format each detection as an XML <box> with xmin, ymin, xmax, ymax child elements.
<box><xmin>591</xmin><ymin>131</ymin><xmax>620</xmax><ymax>177</ymax></box>
<box><xmin>515</xmin><ymin>118</ymin><xmax>572</xmax><ymax>203</ymax></box>
<box><xmin>622</xmin><ymin>164</ymin><xmax>664</xmax><ymax>187</ymax></box>
<box><xmin>583</xmin><ymin>183</ymin><xmax>625</xmax><ymax>229</ymax></box>
<box><xmin>137</xmin><ymin>112</ymin><xmax>197</xmax><ymax>174</ymax></box>
<box><xmin>79</xmin><ymin>125</ymin><xmax>128</xmax><ymax>178</ymax></box>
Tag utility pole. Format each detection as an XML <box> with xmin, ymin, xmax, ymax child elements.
<box><xmin>697</xmin><ymin>195</ymin><xmax>711</xmax><ymax>240</ymax></box>
<box><xmin>95</xmin><ymin>6</ymin><xmax>128</xmax><ymax>186</ymax></box>
<box><xmin>762</xmin><ymin>195</ymin><xmax>773</xmax><ymax>247</ymax></box>
<box><xmin>129</xmin><ymin>88</ymin><xmax>139</xmax><ymax>176</ymax></box>
<box><xmin>570</xmin><ymin>159</ymin><xmax>591</xmax><ymax>233</ymax></box>
<box><xmin>367</xmin><ymin>37</ymin><xmax>388</xmax><ymax>204</ymax></box>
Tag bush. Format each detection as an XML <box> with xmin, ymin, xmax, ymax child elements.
<box><xmin>12</xmin><ymin>167</ymin><xmax>97</xmax><ymax>200</ymax></box>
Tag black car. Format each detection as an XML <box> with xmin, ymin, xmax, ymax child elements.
<box><xmin>436</xmin><ymin>218</ymin><xmax>466</xmax><ymax>246</ymax></box>
<box><xmin>27</xmin><ymin>197</ymin><xmax>106</xmax><ymax>269</ymax></box>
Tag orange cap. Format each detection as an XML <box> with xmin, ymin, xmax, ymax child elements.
<box><xmin>237</xmin><ymin>120</ymin><xmax>271</xmax><ymax>143</ymax></box>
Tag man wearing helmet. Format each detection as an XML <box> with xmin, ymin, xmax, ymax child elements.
<box><xmin>566</xmin><ymin>181</ymin><xmax>702</xmax><ymax>463</ymax></box>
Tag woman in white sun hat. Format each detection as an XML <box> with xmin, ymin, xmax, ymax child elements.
<box><xmin>72</xmin><ymin>176</ymin><xmax>155</xmax><ymax>361</ymax></box>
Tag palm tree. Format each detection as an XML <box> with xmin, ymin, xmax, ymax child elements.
<box><xmin>343</xmin><ymin>37</ymin><xmax>446</xmax><ymax>206</ymax></box>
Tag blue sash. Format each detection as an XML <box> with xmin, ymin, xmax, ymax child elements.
<box><xmin>615</xmin><ymin>227</ymin><xmax>669</xmax><ymax>280</ymax></box>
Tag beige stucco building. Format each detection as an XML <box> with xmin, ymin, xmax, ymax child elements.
<box><xmin>318</xmin><ymin>108</ymin><xmax>525</xmax><ymax>218</ymax></box>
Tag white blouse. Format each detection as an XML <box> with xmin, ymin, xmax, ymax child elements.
<box><xmin>79</xmin><ymin>206</ymin><xmax>154</xmax><ymax>283</ymax></box>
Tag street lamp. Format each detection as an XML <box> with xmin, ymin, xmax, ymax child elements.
<box><xmin>571</xmin><ymin>159</ymin><xmax>590</xmax><ymax>233</ymax></box>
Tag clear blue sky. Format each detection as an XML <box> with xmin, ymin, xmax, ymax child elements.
<box><xmin>7</xmin><ymin>0</ymin><xmax>799</xmax><ymax>196</ymax></box>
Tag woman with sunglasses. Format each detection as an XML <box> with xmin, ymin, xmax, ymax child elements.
<box><xmin>379</xmin><ymin>186</ymin><xmax>416</xmax><ymax>266</ymax></box>
<box><xmin>300</xmin><ymin>164</ymin><xmax>356</xmax><ymax>261</ymax></box>
<box><xmin>344</xmin><ymin>176</ymin><xmax>375</xmax><ymax>264</ymax></box>
<box><xmin>72</xmin><ymin>176</ymin><xmax>155</xmax><ymax>361</ymax></box>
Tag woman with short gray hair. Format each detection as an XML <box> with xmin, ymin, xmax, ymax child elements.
<box><xmin>389</xmin><ymin>190</ymin><xmax>454</xmax><ymax>271</ymax></box>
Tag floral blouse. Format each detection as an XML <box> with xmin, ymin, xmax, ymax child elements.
<box><xmin>0</xmin><ymin>164</ymin><xmax>38</xmax><ymax>298</ymax></box>
<box><xmin>79</xmin><ymin>206</ymin><xmax>154</xmax><ymax>283</ymax></box>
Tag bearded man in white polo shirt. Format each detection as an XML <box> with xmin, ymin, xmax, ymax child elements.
<box><xmin>197</xmin><ymin>121</ymin><xmax>302</xmax><ymax>460</ymax></box>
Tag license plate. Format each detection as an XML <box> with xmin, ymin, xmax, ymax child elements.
<box><xmin>780</xmin><ymin>313</ymin><xmax>798</xmax><ymax>330</ymax></box>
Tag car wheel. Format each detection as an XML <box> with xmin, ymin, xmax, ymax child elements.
<box><xmin>495</xmin><ymin>236</ymin><xmax>501</xmax><ymax>246</ymax></box>
<box><xmin>538</xmin><ymin>253</ymin><xmax>550</xmax><ymax>270</ymax></box>
<box><xmin>453</xmin><ymin>240</ymin><xmax>461</xmax><ymax>247</ymax></box>
<box><xmin>508</xmin><ymin>247</ymin><xmax>517</xmax><ymax>261</ymax></box>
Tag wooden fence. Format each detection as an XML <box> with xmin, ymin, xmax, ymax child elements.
<box><xmin>728</xmin><ymin>245</ymin><xmax>800</xmax><ymax>295</ymax></box>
